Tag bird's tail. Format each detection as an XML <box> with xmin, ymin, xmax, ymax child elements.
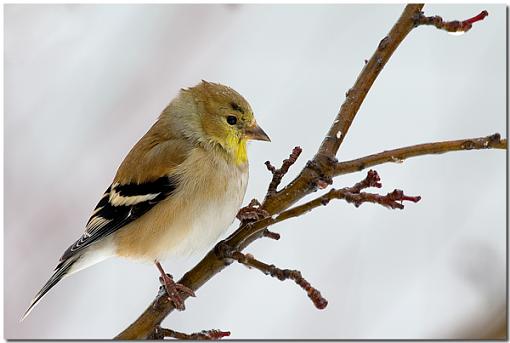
<box><xmin>20</xmin><ymin>256</ymin><xmax>79</xmax><ymax>321</ymax></box>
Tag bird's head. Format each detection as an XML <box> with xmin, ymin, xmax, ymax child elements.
<box><xmin>177</xmin><ymin>80</ymin><xmax>270</xmax><ymax>165</ymax></box>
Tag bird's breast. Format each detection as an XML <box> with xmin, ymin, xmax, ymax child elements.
<box><xmin>171</xmin><ymin>158</ymin><xmax>248</xmax><ymax>257</ymax></box>
<box><xmin>114</xmin><ymin>148</ymin><xmax>248</xmax><ymax>261</ymax></box>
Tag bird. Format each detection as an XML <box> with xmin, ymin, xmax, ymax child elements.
<box><xmin>21</xmin><ymin>80</ymin><xmax>270</xmax><ymax>321</ymax></box>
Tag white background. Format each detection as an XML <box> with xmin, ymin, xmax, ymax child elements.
<box><xmin>5</xmin><ymin>4</ymin><xmax>506</xmax><ymax>339</ymax></box>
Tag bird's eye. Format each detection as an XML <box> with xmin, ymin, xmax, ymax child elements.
<box><xmin>226</xmin><ymin>116</ymin><xmax>237</xmax><ymax>125</ymax></box>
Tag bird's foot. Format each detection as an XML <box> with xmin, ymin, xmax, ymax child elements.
<box><xmin>236</xmin><ymin>199</ymin><xmax>269</xmax><ymax>222</ymax></box>
<box><xmin>159</xmin><ymin>273</ymin><xmax>195</xmax><ymax>311</ymax></box>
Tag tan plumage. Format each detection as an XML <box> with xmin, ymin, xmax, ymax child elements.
<box><xmin>22</xmin><ymin>80</ymin><xmax>270</xmax><ymax>320</ymax></box>
<box><xmin>114</xmin><ymin>145</ymin><xmax>248</xmax><ymax>260</ymax></box>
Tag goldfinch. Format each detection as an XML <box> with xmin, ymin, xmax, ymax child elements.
<box><xmin>22</xmin><ymin>80</ymin><xmax>270</xmax><ymax>320</ymax></box>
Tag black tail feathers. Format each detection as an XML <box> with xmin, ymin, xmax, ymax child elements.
<box><xmin>20</xmin><ymin>256</ymin><xmax>78</xmax><ymax>321</ymax></box>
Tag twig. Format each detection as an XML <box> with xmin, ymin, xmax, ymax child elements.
<box><xmin>334</xmin><ymin>134</ymin><xmax>506</xmax><ymax>177</ymax></box>
<box><xmin>264</xmin><ymin>146</ymin><xmax>302</xmax><ymax>198</ymax></box>
<box><xmin>150</xmin><ymin>327</ymin><xmax>230</xmax><ymax>340</ymax></box>
<box><xmin>339</xmin><ymin>188</ymin><xmax>422</xmax><ymax>210</ymax></box>
<box><xmin>276</xmin><ymin>170</ymin><xmax>420</xmax><ymax>216</ymax></box>
<box><xmin>226</xmin><ymin>250</ymin><xmax>328</xmax><ymax>310</ymax></box>
<box><xmin>262</xmin><ymin>229</ymin><xmax>280</xmax><ymax>240</ymax></box>
<box><xmin>414</xmin><ymin>10</ymin><xmax>488</xmax><ymax>33</ymax></box>
<box><xmin>348</xmin><ymin>169</ymin><xmax>382</xmax><ymax>192</ymax></box>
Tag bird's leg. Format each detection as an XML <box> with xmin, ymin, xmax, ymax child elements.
<box><xmin>236</xmin><ymin>198</ymin><xmax>269</xmax><ymax>222</ymax></box>
<box><xmin>154</xmin><ymin>261</ymin><xmax>195</xmax><ymax>311</ymax></box>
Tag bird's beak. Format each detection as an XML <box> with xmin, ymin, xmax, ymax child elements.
<box><xmin>245</xmin><ymin>122</ymin><xmax>271</xmax><ymax>142</ymax></box>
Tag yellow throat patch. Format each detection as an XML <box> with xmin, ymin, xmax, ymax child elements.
<box><xmin>224</xmin><ymin>135</ymin><xmax>248</xmax><ymax>165</ymax></box>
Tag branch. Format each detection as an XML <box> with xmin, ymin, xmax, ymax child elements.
<box><xmin>268</xmin><ymin>170</ymin><xmax>420</xmax><ymax>221</ymax></box>
<box><xmin>226</xmin><ymin>250</ymin><xmax>328</xmax><ymax>310</ymax></box>
<box><xmin>115</xmin><ymin>5</ymin><xmax>502</xmax><ymax>339</ymax></box>
<box><xmin>316</xmin><ymin>4</ymin><xmax>424</xmax><ymax>158</ymax></box>
<box><xmin>334</xmin><ymin>133</ymin><xmax>507</xmax><ymax>176</ymax></box>
<box><xmin>228</xmin><ymin>170</ymin><xmax>420</xmax><ymax>250</ymax></box>
<box><xmin>263</xmin><ymin>4</ymin><xmax>425</xmax><ymax>215</ymax></box>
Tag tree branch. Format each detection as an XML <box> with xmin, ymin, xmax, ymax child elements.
<box><xmin>228</xmin><ymin>169</ymin><xmax>420</xmax><ymax>250</ymax></box>
<box><xmin>316</xmin><ymin>5</ymin><xmax>425</xmax><ymax>158</ymax></box>
<box><xmin>334</xmin><ymin>133</ymin><xmax>507</xmax><ymax>176</ymax></box>
<box><xmin>226</xmin><ymin>250</ymin><xmax>328</xmax><ymax>310</ymax></box>
<box><xmin>115</xmin><ymin>5</ymin><xmax>503</xmax><ymax>339</ymax></box>
<box><xmin>261</xmin><ymin>4</ymin><xmax>425</xmax><ymax>216</ymax></box>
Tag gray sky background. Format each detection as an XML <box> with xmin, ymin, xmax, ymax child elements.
<box><xmin>5</xmin><ymin>4</ymin><xmax>506</xmax><ymax>339</ymax></box>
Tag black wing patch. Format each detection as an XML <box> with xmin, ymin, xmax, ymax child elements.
<box><xmin>59</xmin><ymin>176</ymin><xmax>178</xmax><ymax>262</ymax></box>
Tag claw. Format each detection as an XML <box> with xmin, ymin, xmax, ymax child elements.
<box><xmin>237</xmin><ymin>199</ymin><xmax>269</xmax><ymax>222</ymax></box>
<box><xmin>175</xmin><ymin>282</ymin><xmax>196</xmax><ymax>297</ymax></box>
<box><xmin>159</xmin><ymin>273</ymin><xmax>194</xmax><ymax>311</ymax></box>
<box><xmin>155</xmin><ymin>261</ymin><xmax>195</xmax><ymax>311</ymax></box>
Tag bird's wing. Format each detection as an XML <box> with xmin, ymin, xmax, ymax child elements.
<box><xmin>58</xmin><ymin>132</ymin><xmax>191</xmax><ymax>263</ymax></box>
<box><xmin>59</xmin><ymin>175</ymin><xmax>179</xmax><ymax>262</ymax></box>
